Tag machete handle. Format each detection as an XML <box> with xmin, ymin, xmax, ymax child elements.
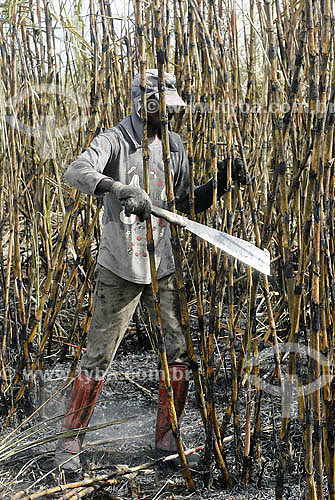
<box><xmin>151</xmin><ymin>206</ymin><xmax>187</xmax><ymax>228</ymax></box>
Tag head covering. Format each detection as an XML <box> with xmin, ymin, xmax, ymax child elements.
<box><xmin>131</xmin><ymin>68</ymin><xmax>186</xmax><ymax>115</ymax></box>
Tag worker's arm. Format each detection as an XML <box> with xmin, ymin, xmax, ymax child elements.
<box><xmin>174</xmin><ymin>139</ymin><xmax>247</xmax><ymax>215</ymax></box>
<box><xmin>64</xmin><ymin>132</ymin><xmax>151</xmax><ymax>221</ymax></box>
<box><xmin>64</xmin><ymin>133</ymin><xmax>119</xmax><ymax>195</ymax></box>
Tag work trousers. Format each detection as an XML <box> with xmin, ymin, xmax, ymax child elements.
<box><xmin>80</xmin><ymin>265</ymin><xmax>188</xmax><ymax>379</ymax></box>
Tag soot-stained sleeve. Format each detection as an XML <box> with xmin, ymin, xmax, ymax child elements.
<box><xmin>173</xmin><ymin>141</ymin><xmax>215</xmax><ymax>215</ymax></box>
<box><xmin>64</xmin><ymin>131</ymin><xmax>120</xmax><ymax>195</ymax></box>
<box><xmin>173</xmin><ymin>136</ymin><xmax>191</xmax><ymax>213</ymax></box>
<box><xmin>175</xmin><ymin>152</ymin><xmax>228</xmax><ymax>215</ymax></box>
<box><xmin>173</xmin><ymin>138</ymin><xmax>212</xmax><ymax>215</ymax></box>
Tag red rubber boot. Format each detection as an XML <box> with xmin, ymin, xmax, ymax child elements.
<box><xmin>155</xmin><ymin>364</ymin><xmax>189</xmax><ymax>455</ymax></box>
<box><xmin>55</xmin><ymin>372</ymin><xmax>103</xmax><ymax>471</ymax></box>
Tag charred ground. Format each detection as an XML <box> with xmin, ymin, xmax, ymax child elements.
<box><xmin>0</xmin><ymin>317</ymin><xmax>309</xmax><ymax>500</ymax></box>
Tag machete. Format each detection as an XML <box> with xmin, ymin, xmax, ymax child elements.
<box><xmin>151</xmin><ymin>206</ymin><xmax>270</xmax><ymax>275</ymax></box>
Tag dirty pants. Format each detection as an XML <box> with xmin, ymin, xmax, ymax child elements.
<box><xmin>80</xmin><ymin>265</ymin><xmax>188</xmax><ymax>379</ymax></box>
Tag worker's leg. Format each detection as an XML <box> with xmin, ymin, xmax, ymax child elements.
<box><xmin>80</xmin><ymin>265</ymin><xmax>144</xmax><ymax>376</ymax></box>
<box><xmin>56</xmin><ymin>265</ymin><xmax>144</xmax><ymax>471</ymax></box>
<box><xmin>142</xmin><ymin>272</ymin><xmax>188</xmax><ymax>364</ymax></box>
<box><xmin>142</xmin><ymin>273</ymin><xmax>189</xmax><ymax>455</ymax></box>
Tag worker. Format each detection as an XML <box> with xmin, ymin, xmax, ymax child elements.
<box><xmin>56</xmin><ymin>68</ymin><xmax>246</xmax><ymax>471</ymax></box>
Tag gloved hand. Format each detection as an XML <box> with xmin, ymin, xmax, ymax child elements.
<box><xmin>114</xmin><ymin>182</ymin><xmax>152</xmax><ymax>221</ymax></box>
<box><xmin>95</xmin><ymin>178</ymin><xmax>152</xmax><ymax>221</ymax></box>
<box><xmin>232</xmin><ymin>157</ymin><xmax>248</xmax><ymax>185</ymax></box>
<box><xmin>217</xmin><ymin>158</ymin><xmax>248</xmax><ymax>189</ymax></box>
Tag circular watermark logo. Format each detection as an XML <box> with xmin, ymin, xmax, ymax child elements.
<box><xmin>146</xmin><ymin>98</ymin><xmax>177</xmax><ymax>115</ymax></box>
<box><xmin>147</xmin><ymin>98</ymin><xmax>159</xmax><ymax>113</ymax></box>
<box><xmin>247</xmin><ymin>342</ymin><xmax>332</xmax><ymax>418</ymax></box>
<box><xmin>5</xmin><ymin>83</ymin><xmax>88</xmax><ymax>159</ymax></box>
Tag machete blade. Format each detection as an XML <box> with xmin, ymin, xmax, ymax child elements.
<box><xmin>185</xmin><ymin>219</ymin><xmax>270</xmax><ymax>275</ymax></box>
<box><xmin>150</xmin><ymin>205</ymin><xmax>271</xmax><ymax>275</ymax></box>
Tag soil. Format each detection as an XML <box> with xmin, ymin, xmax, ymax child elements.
<box><xmin>0</xmin><ymin>327</ymin><xmax>309</xmax><ymax>500</ymax></box>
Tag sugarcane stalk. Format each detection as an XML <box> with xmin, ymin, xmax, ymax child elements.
<box><xmin>152</xmin><ymin>0</ymin><xmax>196</xmax><ymax>490</ymax></box>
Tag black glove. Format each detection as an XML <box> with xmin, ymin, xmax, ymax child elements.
<box><xmin>217</xmin><ymin>158</ymin><xmax>248</xmax><ymax>189</ymax></box>
<box><xmin>177</xmin><ymin>157</ymin><xmax>249</xmax><ymax>215</ymax></box>
<box><xmin>95</xmin><ymin>178</ymin><xmax>152</xmax><ymax>222</ymax></box>
<box><xmin>232</xmin><ymin>157</ymin><xmax>248</xmax><ymax>185</ymax></box>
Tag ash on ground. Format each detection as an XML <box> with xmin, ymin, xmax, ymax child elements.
<box><xmin>0</xmin><ymin>336</ymin><xmax>310</xmax><ymax>499</ymax></box>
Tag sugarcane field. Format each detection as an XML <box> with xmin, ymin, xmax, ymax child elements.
<box><xmin>1</xmin><ymin>0</ymin><xmax>335</xmax><ymax>498</ymax></box>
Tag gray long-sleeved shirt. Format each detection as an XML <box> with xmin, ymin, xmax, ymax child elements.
<box><xmin>64</xmin><ymin>112</ymin><xmax>190</xmax><ymax>284</ymax></box>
